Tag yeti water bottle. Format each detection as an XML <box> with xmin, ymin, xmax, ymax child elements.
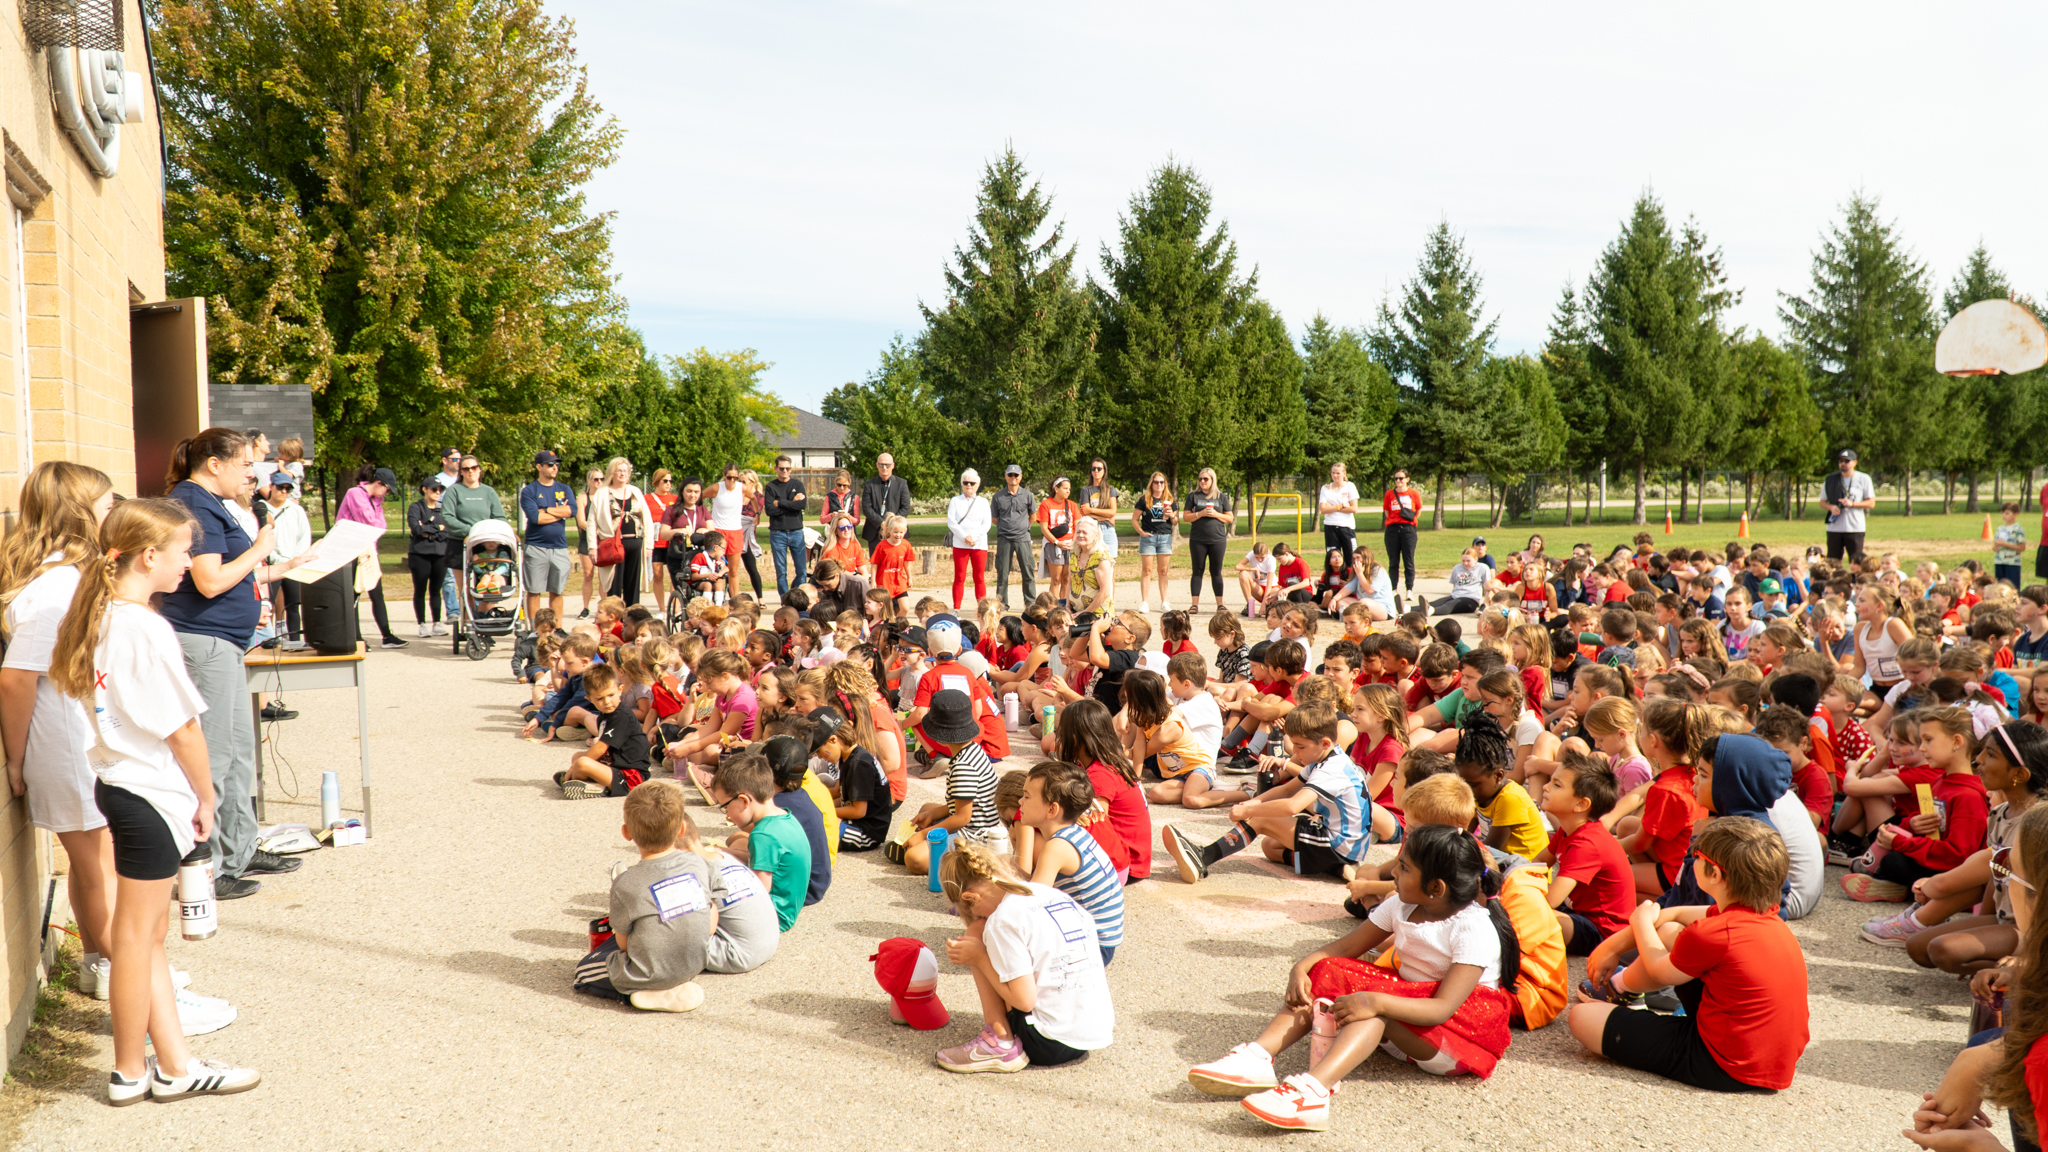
<box><xmin>177</xmin><ymin>844</ymin><xmax>217</xmax><ymax>941</ymax></box>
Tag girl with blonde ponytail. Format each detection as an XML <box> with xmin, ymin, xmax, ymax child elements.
<box><xmin>56</xmin><ymin>498</ymin><xmax>261</xmax><ymax>1104</ymax></box>
<box><xmin>933</xmin><ymin>839</ymin><xmax>1115</xmax><ymax>1073</ymax></box>
<box><xmin>0</xmin><ymin>462</ymin><xmax>116</xmax><ymax>993</ymax></box>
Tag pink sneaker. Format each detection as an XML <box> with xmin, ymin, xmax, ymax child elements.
<box><xmin>1841</xmin><ymin>872</ymin><xmax>1910</xmax><ymax>903</ymax></box>
<box><xmin>1859</xmin><ymin>906</ymin><xmax>1923</xmax><ymax>947</ymax></box>
<box><xmin>935</xmin><ymin>1028</ymin><xmax>1026</xmax><ymax>1074</ymax></box>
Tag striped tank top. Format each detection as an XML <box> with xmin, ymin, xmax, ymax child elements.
<box><xmin>1052</xmin><ymin>824</ymin><xmax>1125</xmax><ymax>948</ymax></box>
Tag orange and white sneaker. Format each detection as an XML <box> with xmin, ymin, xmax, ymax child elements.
<box><xmin>1187</xmin><ymin>1042</ymin><xmax>1277</xmax><ymax>1096</ymax></box>
<box><xmin>1840</xmin><ymin>872</ymin><xmax>1909</xmax><ymax>903</ymax></box>
<box><xmin>1241</xmin><ymin>1073</ymin><xmax>1332</xmax><ymax>1131</ymax></box>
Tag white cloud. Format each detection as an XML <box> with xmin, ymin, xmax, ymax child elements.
<box><xmin>560</xmin><ymin>0</ymin><xmax>2048</xmax><ymax>410</ymax></box>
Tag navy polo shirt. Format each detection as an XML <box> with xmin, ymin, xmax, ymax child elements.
<box><xmin>161</xmin><ymin>479</ymin><xmax>261</xmax><ymax>645</ymax></box>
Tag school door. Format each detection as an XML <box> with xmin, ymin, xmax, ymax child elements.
<box><xmin>130</xmin><ymin>298</ymin><xmax>208</xmax><ymax>496</ymax></box>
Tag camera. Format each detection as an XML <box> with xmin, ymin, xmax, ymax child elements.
<box><xmin>1066</xmin><ymin>611</ymin><xmax>1098</xmax><ymax>639</ymax></box>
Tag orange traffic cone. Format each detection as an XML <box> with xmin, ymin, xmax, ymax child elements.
<box><xmin>1984</xmin><ymin>514</ymin><xmax>1995</xmax><ymax>541</ymax></box>
<box><xmin>1738</xmin><ymin>511</ymin><xmax>1750</xmax><ymax>539</ymax></box>
<box><xmin>1664</xmin><ymin>510</ymin><xmax>1673</xmax><ymax>535</ymax></box>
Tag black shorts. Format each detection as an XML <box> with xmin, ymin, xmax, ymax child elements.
<box><xmin>1006</xmin><ymin>1007</ymin><xmax>1089</xmax><ymax>1067</ymax></box>
<box><xmin>2036</xmin><ymin>545</ymin><xmax>2048</xmax><ymax>581</ymax></box>
<box><xmin>1280</xmin><ymin>812</ymin><xmax>1354</xmax><ymax>879</ymax></box>
<box><xmin>94</xmin><ymin>780</ymin><xmax>182</xmax><ymax>881</ymax></box>
<box><xmin>1560</xmin><ymin>909</ymin><xmax>1608</xmax><ymax>957</ymax></box>
<box><xmin>1601</xmin><ymin>1003</ymin><xmax>1774</xmax><ymax>1093</ymax></box>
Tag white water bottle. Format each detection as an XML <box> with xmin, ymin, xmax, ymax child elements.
<box><xmin>1004</xmin><ymin>696</ymin><xmax>1019</xmax><ymax>731</ymax></box>
<box><xmin>178</xmin><ymin>845</ymin><xmax>216</xmax><ymax>941</ymax></box>
<box><xmin>321</xmin><ymin>770</ymin><xmax>341</xmax><ymax>828</ymax></box>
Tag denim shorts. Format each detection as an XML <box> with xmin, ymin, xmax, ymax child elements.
<box><xmin>1138</xmin><ymin>530</ymin><xmax>1174</xmax><ymax>556</ymax></box>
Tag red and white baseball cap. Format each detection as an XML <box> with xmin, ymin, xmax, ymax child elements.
<box><xmin>871</xmin><ymin>937</ymin><xmax>948</xmax><ymax>1030</ymax></box>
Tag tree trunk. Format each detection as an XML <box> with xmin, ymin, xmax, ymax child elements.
<box><xmin>1489</xmin><ymin>479</ymin><xmax>1505</xmax><ymax>528</ymax></box>
<box><xmin>1942</xmin><ymin>473</ymin><xmax>1955</xmax><ymax>516</ymax></box>
<box><xmin>1431</xmin><ymin>472</ymin><xmax>1446</xmax><ymax>531</ymax></box>
<box><xmin>1563</xmin><ymin>470</ymin><xmax>1575</xmax><ymax>528</ymax></box>
<box><xmin>1968</xmin><ymin>471</ymin><xmax>1981</xmax><ymax>514</ymax></box>
<box><xmin>1678</xmin><ymin>470</ymin><xmax>1690</xmax><ymax>523</ymax></box>
<box><xmin>1632</xmin><ymin>461</ymin><xmax>1647</xmax><ymax>525</ymax></box>
<box><xmin>1692</xmin><ymin>467</ymin><xmax>1705</xmax><ymax>525</ymax></box>
<box><xmin>1902</xmin><ymin>472</ymin><xmax>1914</xmax><ymax>517</ymax></box>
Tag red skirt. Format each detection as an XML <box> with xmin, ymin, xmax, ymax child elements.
<box><xmin>1309</xmin><ymin>957</ymin><xmax>1514</xmax><ymax>1079</ymax></box>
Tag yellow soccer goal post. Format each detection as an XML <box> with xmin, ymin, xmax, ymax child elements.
<box><xmin>1252</xmin><ymin>492</ymin><xmax>1305</xmax><ymax>555</ymax></box>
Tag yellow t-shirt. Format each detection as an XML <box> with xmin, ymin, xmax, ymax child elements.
<box><xmin>801</xmin><ymin>770</ymin><xmax>841</xmax><ymax>861</ymax></box>
<box><xmin>1478</xmin><ymin>780</ymin><xmax>1546</xmax><ymax>861</ymax></box>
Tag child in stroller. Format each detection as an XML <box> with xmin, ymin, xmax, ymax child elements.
<box><xmin>470</xmin><ymin>543</ymin><xmax>517</xmax><ymax>617</ymax></box>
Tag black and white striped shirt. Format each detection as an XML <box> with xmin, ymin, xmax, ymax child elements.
<box><xmin>947</xmin><ymin>741</ymin><xmax>1002</xmax><ymax>833</ymax></box>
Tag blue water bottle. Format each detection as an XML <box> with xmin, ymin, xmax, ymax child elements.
<box><xmin>926</xmin><ymin>827</ymin><xmax>953</xmax><ymax>892</ymax></box>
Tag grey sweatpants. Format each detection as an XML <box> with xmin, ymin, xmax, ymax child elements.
<box><xmin>994</xmin><ymin>536</ymin><xmax>1036</xmax><ymax>605</ymax></box>
<box><xmin>703</xmin><ymin>926</ymin><xmax>779</xmax><ymax>975</ymax></box>
<box><xmin>178</xmin><ymin>631</ymin><xmax>258</xmax><ymax>880</ymax></box>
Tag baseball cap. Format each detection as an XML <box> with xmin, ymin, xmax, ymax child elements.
<box><xmin>897</xmin><ymin>625</ymin><xmax>928</xmax><ymax>651</ymax></box>
<box><xmin>1004</xmin><ymin>464</ymin><xmax>1021</xmax><ymax>476</ymax></box>
<box><xmin>871</xmin><ymin>937</ymin><xmax>949</xmax><ymax>1030</ymax></box>
<box><xmin>1837</xmin><ymin>449</ymin><xmax>1857</xmax><ymax>461</ymax></box>
<box><xmin>372</xmin><ymin>467</ymin><xmax>398</xmax><ymax>488</ymax></box>
<box><xmin>421</xmin><ymin>475</ymin><xmax>445</xmax><ymax>491</ymax></box>
<box><xmin>1471</xmin><ymin>536</ymin><xmax>1488</xmax><ymax>546</ymax></box>
<box><xmin>268</xmin><ymin>473</ymin><xmax>294</xmax><ymax>490</ymax></box>
<box><xmin>440</xmin><ymin>447</ymin><xmax>461</xmax><ymax>461</ymax></box>
<box><xmin>1759</xmin><ymin>578</ymin><xmax>1783</xmax><ymax>595</ymax></box>
<box><xmin>533</xmin><ymin>450</ymin><xmax>559</xmax><ymax>466</ymax></box>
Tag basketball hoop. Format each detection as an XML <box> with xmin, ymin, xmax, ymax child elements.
<box><xmin>1935</xmin><ymin>298</ymin><xmax>2048</xmax><ymax>377</ymax></box>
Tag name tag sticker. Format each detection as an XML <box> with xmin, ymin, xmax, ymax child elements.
<box><xmin>1045</xmin><ymin>898</ymin><xmax>1090</xmax><ymax>945</ymax></box>
<box><xmin>650</xmin><ymin>872</ymin><xmax>708</xmax><ymax>922</ymax></box>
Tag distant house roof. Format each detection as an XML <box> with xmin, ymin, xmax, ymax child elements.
<box><xmin>749</xmin><ymin>406</ymin><xmax>846</xmax><ymax>451</ymax></box>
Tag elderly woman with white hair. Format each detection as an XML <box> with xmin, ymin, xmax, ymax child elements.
<box><xmin>946</xmin><ymin>468</ymin><xmax>992</xmax><ymax>610</ymax></box>
<box><xmin>588</xmin><ymin>456</ymin><xmax>652</xmax><ymax>605</ymax></box>
<box><xmin>1069</xmin><ymin>518</ymin><xmax>1114</xmax><ymax>616</ymax></box>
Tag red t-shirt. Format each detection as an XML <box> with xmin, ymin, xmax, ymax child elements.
<box><xmin>1639</xmin><ymin>765</ymin><xmax>1703</xmax><ymax>874</ymax></box>
<box><xmin>1252</xmin><ymin>677</ymin><xmax>1295</xmax><ymax>703</ymax></box>
<box><xmin>1350</xmin><ymin>733</ymin><xmax>1405</xmax><ymax>811</ymax></box>
<box><xmin>911</xmin><ymin>659</ymin><xmax>1009</xmax><ymax>760</ymax></box>
<box><xmin>2027</xmin><ymin>1034</ymin><xmax>2048</xmax><ymax>1133</ymax></box>
<box><xmin>1161</xmin><ymin>638</ymin><xmax>1198</xmax><ymax>659</ymax></box>
<box><xmin>1997</xmin><ymin>645</ymin><xmax>2017</xmax><ymax>670</ymax></box>
<box><xmin>1087</xmin><ymin>760</ymin><xmax>1150</xmax><ymax>879</ymax></box>
<box><xmin>1833</xmin><ymin>715</ymin><xmax>1872</xmax><ymax>763</ymax></box>
<box><xmin>1517</xmin><ymin>665</ymin><xmax>1547</xmax><ymax>711</ymax></box>
<box><xmin>871</xmin><ymin>539</ymin><xmax>915</xmax><ymax>596</ymax></box>
<box><xmin>1404</xmin><ymin>678</ymin><xmax>1446</xmax><ymax>713</ymax></box>
<box><xmin>1604</xmin><ymin>583</ymin><xmax>1630</xmax><ymax>604</ymax></box>
<box><xmin>1807</xmin><ymin>712</ymin><xmax>1838</xmax><ymax>779</ymax></box>
<box><xmin>1669</xmin><ymin>904</ymin><xmax>1810</xmax><ymax>1090</ymax></box>
<box><xmin>1382</xmin><ymin>487</ymin><xmax>1420</xmax><ymax>527</ymax></box>
<box><xmin>1275</xmin><ymin>557</ymin><xmax>1310</xmax><ymax>589</ymax></box>
<box><xmin>1547</xmin><ymin>820</ymin><xmax>1634</xmax><ymax>938</ymax></box>
<box><xmin>1791</xmin><ymin>760</ymin><xmax>1832</xmax><ymax>820</ymax></box>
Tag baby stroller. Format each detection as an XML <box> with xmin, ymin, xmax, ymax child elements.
<box><xmin>453</xmin><ymin>519</ymin><xmax>525</xmax><ymax>661</ymax></box>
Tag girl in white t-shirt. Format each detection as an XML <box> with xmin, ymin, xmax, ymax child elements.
<box><xmin>54</xmin><ymin>498</ymin><xmax>260</xmax><ymax>1105</ymax></box>
<box><xmin>933</xmin><ymin>842</ymin><xmax>1114</xmax><ymax>1073</ymax></box>
<box><xmin>0</xmin><ymin>462</ymin><xmax>115</xmax><ymax>993</ymax></box>
<box><xmin>1187</xmin><ymin>825</ymin><xmax>1520</xmax><ymax>1131</ymax></box>
<box><xmin>1235</xmin><ymin>542</ymin><xmax>1277</xmax><ymax>617</ymax></box>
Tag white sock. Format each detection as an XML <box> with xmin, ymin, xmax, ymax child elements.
<box><xmin>83</xmin><ymin>951</ymin><xmax>100</xmax><ymax>967</ymax></box>
<box><xmin>1904</xmin><ymin>906</ymin><xmax>1927</xmax><ymax>930</ymax></box>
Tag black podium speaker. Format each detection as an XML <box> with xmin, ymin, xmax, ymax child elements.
<box><xmin>300</xmin><ymin>564</ymin><xmax>358</xmax><ymax>655</ymax></box>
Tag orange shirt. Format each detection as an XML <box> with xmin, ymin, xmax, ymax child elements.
<box><xmin>822</xmin><ymin>539</ymin><xmax>867</xmax><ymax>572</ymax></box>
<box><xmin>872</xmin><ymin>539</ymin><xmax>915</xmax><ymax>596</ymax></box>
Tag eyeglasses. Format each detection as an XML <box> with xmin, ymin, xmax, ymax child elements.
<box><xmin>836</xmin><ymin>524</ymin><xmax>852</xmax><ymax>532</ymax></box>
<box><xmin>718</xmin><ymin>795</ymin><xmax>748</xmax><ymax>818</ymax></box>
<box><xmin>1091</xmin><ymin>465</ymin><xmax>1104</xmax><ymax>472</ymax></box>
<box><xmin>1994</xmin><ymin>846</ymin><xmax>2034</xmax><ymax>891</ymax></box>
<box><xmin>962</xmin><ymin>481</ymin><xmax>977</xmax><ymax>487</ymax></box>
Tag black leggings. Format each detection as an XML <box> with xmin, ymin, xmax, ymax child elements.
<box><xmin>1323</xmin><ymin>524</ymin><xmax>1355</xmax><ymax>569</ymax></box>
<box><xmin>738</xmin><ymin>549</ymin><xmax>763</xmax><ymax>597</ymax></box>
<box><xmin>612</xmin><ymin>538</ymin><xmax>643</xmax><ymax>605</ymax></box>
<box><xmin>408</xmin><ymin>553</ymin><xmax>450</xmax><ymax>623</ymax></box>
<box><xmin>275</xmin><ymin>580</ymin><xmax>301</xmax><ymax>638</ymax></box>
<box><xmin>361</xmin><ymin>583</ymin><xmax>398</xmax><ymax>644</ymax></box>
<box><xmin>1383</xmin><ymin>523</ymin><xmax>1417</xmax><ymax>591</ymax></box>
<box><xmin>1430</xmin><ymin>595</ymin><xmax>1480</xmax><ymax>616</ymax></box>
<box><xmin>1188</xmin><ymin>536</ymin><xmax>1226</xmax><ymax>598</ymax></box>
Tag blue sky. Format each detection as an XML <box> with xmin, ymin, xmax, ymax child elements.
<box><xmin>557</xmin><ymin>1</ymin><xmax>2048</xmax><ymax>414</ymax></box>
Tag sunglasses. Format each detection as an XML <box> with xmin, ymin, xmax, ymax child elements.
<box><xmin>461</xmin><ymin>464</ymin><xmax>480</xmax><ymax>471</ymax></box>
<box><xmin>1994</xmin><ymin>846</ymin><xmax>2034</xmax><ymax>892</ymax></box>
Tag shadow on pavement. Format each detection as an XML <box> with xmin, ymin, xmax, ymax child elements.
<box><xmin>445</xmin><ymin>950</ymin><xmax>583</xmax><ymax>1003</ymax></box>
<box><xmin>1140</xmin><ymin>1008</ymin><xmax>1284</xmax><ymax>1065</ymax></box>
<box><xmin>749</xmin><ymin>991</ymin><xmax>932</xmax><ymax>1058</ymax></box>
<box><xmin>1184</xmin><ymin>937</ymin><xmax>1297</xmax><ymax>959</ymax></box>
<box><xmin>1799</xmin><ymin>1038</ymin><xmax>1964</xmax><ymax>1094</ymax></box>
<box><xmin>511</xmin><ymin>929</ymin><xmax>589</xmax><ymax>951</ymax></box>
<box><xmin>471</xmin><ymin>776</ymin><xmax>554</xmax><ymax>794</ymax></box>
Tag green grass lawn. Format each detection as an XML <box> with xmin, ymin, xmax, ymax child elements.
<box><xmin>348</xmin><ymin>497</ymin><xmax>2021</xmax><ymax>611</ymax></box>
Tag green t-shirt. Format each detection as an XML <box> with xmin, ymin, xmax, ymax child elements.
<box><xmin>747</xmin><ymin>810</ymin><xmax>812</xmax><ymax>931</ymax></box>
<box><xmin>1433</xmin><ymin>688</ymin><xmax>1475</xmax><ymax>728</ymax></box>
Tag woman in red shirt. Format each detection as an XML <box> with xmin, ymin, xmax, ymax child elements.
<box><xmin>644</xmin><ymin>469</ymin><xmax>677</xmax><ymax>608</ymax></box>
<box><xmin>1381</xmin><ymin>467</ymin><xmax>1420</xmax><ymax>608</ymax></box>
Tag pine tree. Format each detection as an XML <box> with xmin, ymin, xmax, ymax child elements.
<box><xmin>1722</xmin><ymin>333</ymin><xmax>1823</xmax><ymax>517</ymax></box>
<box><xmin>1668</xmin><ymin>220</ymin><xmax>1737</xmax><ymax>524</ymax></box>
<box><xmin>1089</xmin><ymin>162</ymin><xmax>1260</xmax><ymax>491</ymax></box>
<box><xmin>1584</xmin><ymin>193</ymin><xmax>1718</xmax><ymax>525</ymax></box>
<box><xmin>1297</xmin><ymin>316</ymin><xmax>1397</xmax><ymax>489</ymax></box>
<box><xmin>1476</xmin><ymin>355</ymin><xmax>1566</xmax><ymax>526</ymax></box>
<box><xmin>1779</xmin><ymin>193</ymin><xmax>1947</xmax><ymax>516</ymax></box>
<box><xmin>1232</xmin><ymin>301</ymin><xmax>1308</xmax><ymax>498</ymax></box>
<box><xmin>918</xmin><ymin>148</ymin><xmax>1095</xmax><ymax>486</ymax></box>
<box><xmin>822</xmin><ymin>338</ymin><xmax>958</xmax><ymax>499</ymax></box>
<box><xmin>1367</xmin><ymin>221</ymin><xmax>1498</xmax><ymax>529</ymax></box>
<box><xmin>160</xmin><ymin>0</ymin><xmax>633</xmax><ymax>472</ymax></box>
<box><xmin>1542</xmin><ymin>282</ymin><xmax>1606</xmax><ymax>526</ymax></box>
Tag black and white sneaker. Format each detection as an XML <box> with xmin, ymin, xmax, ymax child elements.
<box><xmin>150</xmin><ymin>1056</ymin><xmax>261</xmax><ymax>1102</ymax></box>
<box><xmin>244</xmin><ymin>849</ymin><xmax>301</xmax><ymax>875</ymax></box>
<box><xmin>108</xmin><ymin>1057</ymin><xmax>156</xmax><ymax>1106</ymax></box>
<box><xmin>1219</xmin><ymin>749</ymin><xmax>1260</xmax><ymax>776</ymax></box>
<box><xmin>562</xmin><ymin>780</ymin><xmax>605</xmax><ymax>800</ymax></box>
<box><xmin>379</xmin><ymin>637</ymin><xmax>409</xmax><ymax>649</ymax></box>
<box><xmin>215</xmin><ymin>876</ymin><xmax>262</xmax><ymax>900</ymax></box>
<box><xmin>1163</xmin><ymin>824</ymin><xmax>1208</xmax><ymax>884</ymax></box>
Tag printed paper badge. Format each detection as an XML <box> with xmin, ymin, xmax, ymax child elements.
<box><xmin>649</xmin><ymin>871</ymin><xmax>709</xmax><ymax>923</ymax></box>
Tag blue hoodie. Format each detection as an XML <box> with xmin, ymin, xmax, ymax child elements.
<box><xmin>1658</xmin><ymin>734</ymin><xmax>1795</xmax><ymax>918</ymax></box>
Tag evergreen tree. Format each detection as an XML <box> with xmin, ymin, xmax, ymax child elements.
<box><xmin>1297</xmin><ymin>315</ymin><xmax>1398</xmax><ymax>491</ymax></box>
<box><xmin>1584</xmin><ymin>193</ymin><xmax>1718</xmax><ymax>525</ymax></box>
<box><xmin>1367</xmin><ymin>221</ymin><xmax>1499</xmax><ymax>529</ymax></box>
<box><xmin>1542</xmin><ymin>281</ymin><xmax>1606</xmax><ymax>526</ymax></box>
<box><xmin>1476</xmin><ymin>355</ymin><xmax>1566</xmax><ymax>526</ymax></box>
<box><xmin>1089</xmin><ymin>162</ymin><xmax>1260</xmax><ymax>491</ymax></box>
<box><xmin>671</xmin><ymin>349</ymin><xmax>773</xmax><ymax>480</ymax></box>
<box><xmin>159</xmin><ymin>0</ymin><xmax>633</xmax><ymax>471</ymax></box>
<box><xmin>1668</xmin><ymin>220</ymin><xmax>1737</xmax><ymax>524</ymax></box>
<box><xmin>822</xmin><ymin>338</ymin><xmax>958</xmax><ymax>499</ymax></box>
<box><xmin>589</xmin><ymin>335</ymin><xmax>690</xmax><ymax>478</ymax></box>
<box><xmin>919</xmin><ymin>148</ymin><xmax>1095</xmax><ymax>485</ymax></box>
<box><xmin>1722</xmin><ymin>333</ymin><xmax>1823</xmax><ymax>517</ymax></box>
<box><xmin>1779</xmin><ymin>193</ymin><xmax>1947</xmax><ymax>516</ymax></box>
<box><xmin>1232</xmin><ymin>301</ymin><xmax>1308</xmax><ymax>498</ymax></box>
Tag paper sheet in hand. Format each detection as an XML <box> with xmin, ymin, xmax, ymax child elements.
<box><xmin>285</xmin><ymin>521</ymin><xmax>385</xmax><ymax>583</ymax></box>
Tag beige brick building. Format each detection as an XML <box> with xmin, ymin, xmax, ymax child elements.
<box><xmin>1</xmin><ymin>0</ymin><xmax>203</xmax><ymax>1073</ymax></box>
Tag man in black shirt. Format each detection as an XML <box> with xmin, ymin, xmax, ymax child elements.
<box><xmin>763</xmin><ymin>454</ymin><xmax>809</xmax><ymax>600</ymax></box>
<box><xmin>860</xmin><ymin>453</ymin><xmax>912</xmax><ymax>550</ymax></box>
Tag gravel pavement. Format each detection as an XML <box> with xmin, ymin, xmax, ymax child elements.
<box><xmin>14</xmin><ymin>580</ymin><xmax>1975</xmax><ymax>1151</ymax></box>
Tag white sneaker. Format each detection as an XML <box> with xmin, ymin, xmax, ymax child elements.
<box><xmin>84</xmin><ymin>957</ymin><xmax>110</xmax><ymax>1000</ymax></box>
<box><xmin>1161</xmin><ymin>599</ymin><xmax>1173</xmax><ymax>612</ymax></box>
<box><xmin>107</xmin><ymin>1056</ymin><xmax>156</xmax><ymax>1107</ymax></box>
<box><xmin>1242</xmin><ymin>1073</ymin><xmax>1332</xmax><ymax>1131</ymax></box>
<box><xmin>174</xmin><ymin>988</ymin><xmax>237</xmax><ymax>1037</ymax></box>
<box><xmin>1188</xmin><ymin>1042</ymin><xmax>1278</xmax><ymax>1096</ymax></box>
<box><xmin>431</xmin><ymin>622</ymin><xmax>449</xmax><ymax>636</ymax></box>
<box><xmin>149</xmin><ymin>1056</ymin><xmax>260</xmax><ymax>1102</ymax></box>
<box><xmin>172</xmin><ymin>967</ymin><xmax>192</xmax><ymax>991</ymax></box>
<box><xmin>1137</xmin><ymin>600</ymin><xmax>1149</xmax><ymax>614</ymax></box>
<box><xmin>417</xmin><ymin>623</ymin><xmax>432</xmax><ymax>638</ymax></box>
